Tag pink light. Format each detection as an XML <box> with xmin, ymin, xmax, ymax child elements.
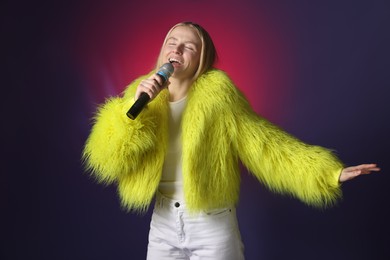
<box><xmin>75</xmin><ymin>1</ymin><xmax>295</xmax><ymax>119</ymax></box>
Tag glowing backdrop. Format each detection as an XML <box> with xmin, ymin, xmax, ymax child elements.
<box><xmin>2</xmin><ymin>0</ymin><xmax>390</xmax><ymax>259</ymax></box>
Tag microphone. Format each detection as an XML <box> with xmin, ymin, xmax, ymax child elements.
<box><xmin>126</xmin><ymin>62</ymin><xmax>174</xmax><ymax>120</ymax></box>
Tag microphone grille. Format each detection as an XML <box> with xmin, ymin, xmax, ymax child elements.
<box><xmin>157</xmin><ymin>62</ymin><xmax>174</xmax><ymax>81</ymax></box>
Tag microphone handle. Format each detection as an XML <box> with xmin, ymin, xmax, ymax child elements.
<box><xmin>126</xmin><ymin>92</ymin><xmax>151</xmax><ymax>120</ymax></box>
<box><xmin>126</xmin><ymin>74</ymin><xmax>166</xmax><ymax>120</ymax></box>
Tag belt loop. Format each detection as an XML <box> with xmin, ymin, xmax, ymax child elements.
<box><xmin>156</xmin><ymin>192</ymin><xmax>163</xmax><ymax>208</ymax></box>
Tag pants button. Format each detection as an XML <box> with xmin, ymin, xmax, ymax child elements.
<box><xmin>174</xmin><ymin>202</ymin><xmax>180</xmax><ymax>208</ymax></box>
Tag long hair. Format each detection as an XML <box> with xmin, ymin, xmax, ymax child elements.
<box><xmin>155</xmin><ymin>22</ymin><xmax>217</xmax><ymax>80</ymax></box>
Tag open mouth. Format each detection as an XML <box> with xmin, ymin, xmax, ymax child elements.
<box><xmin>168</xmin><ymin>57</ymin><xmax>183</xmax><ymax>65</ymax></box>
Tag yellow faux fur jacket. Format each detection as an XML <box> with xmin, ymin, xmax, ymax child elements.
<box><xmin>83</xmin><ymin>69</ymin><xmax>343</xmax><ymax>212</ymax></box>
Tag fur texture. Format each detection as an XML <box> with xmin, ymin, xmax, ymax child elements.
<box><xmin>82</xmin><ymin>69</ymin><xmax>343</xmax><ymax>212</ymax></box>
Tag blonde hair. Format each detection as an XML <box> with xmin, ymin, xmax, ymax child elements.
<box><xmin>155</xmin><ymin>22</ymin><xmax>217</xmax><ymax>80</ymax></box>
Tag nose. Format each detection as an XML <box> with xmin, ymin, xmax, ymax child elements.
<box><xmin>172</xmin><ymin>44</ymin><xmax>183</xmax><ymax>55</ymax></box>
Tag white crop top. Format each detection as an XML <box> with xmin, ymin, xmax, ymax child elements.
<box><xmin>158</xmin><ymin>96</ymin><xmax>187</xmax><ymax>200</ymax></box>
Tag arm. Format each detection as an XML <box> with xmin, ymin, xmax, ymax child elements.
<box><xmin>82</xmin><ymin>75</ymin><xmax>165</xmax><ymax>184</ymax></box>
<box><xmin>231</xmin><ymin>92</ymin><xmax>344</xmax><ymax>208</ymax></box>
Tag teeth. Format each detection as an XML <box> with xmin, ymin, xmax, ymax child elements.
<box><xmin>169</xmin><ymin>58</ymin><xmax>182</xmax><ymax>64</ymax></box>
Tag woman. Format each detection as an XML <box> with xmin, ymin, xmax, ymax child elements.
<box><xmin>82</xmin><ymin>22</ymin><xmax>380</xmax><ymax>259</ymax></box>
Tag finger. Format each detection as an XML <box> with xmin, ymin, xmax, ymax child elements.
<box><xmin>150</xmin><ymin>74</ymin><xmax>164</xmax><ymax>87</ymax></box>
<box><xmin>361</xmin><ymin>167</ymin><xmax>381</xmax><ymax>174</ymax></box>
<box><xmin>134</xmin><ymin>84</ymin><xmax>144</xmax><ymax>100</ymax></box>
<box><xmin>355</xmin><ymin>163</ymin><xmax>378</xmax><ymax>169</ymax></box>
<box><xmin>346</xmin><ymin>164</ymin><xmax>378</xmax><ymax>172</ymax></box>
<box><xmin>346</xmin><ymin>166</ymin><xmax>380</xmax><ymax>177</ymax></box>
<box><xmin>356</xmin><ymin>164</ymin><xmax>381</xmax><ymax>174</ymax></box>
<box><xmin>142</xmin><ymin>86</ymin><xmax>156</xmax><ymax>99</ymax></box>
<box><xmin>135</xmin><ymin>81</ymin><xmax>154</xmax><ymax>99</ymax></box>
<box><xmin>144</xmin><ymin>79</ymin><xmax>162</xmax><ymax>93</ymax></box>
<box><xmin>152</xmin><ymin>79</ymin><xmax>162</xmax><ymax>88</ymax></box>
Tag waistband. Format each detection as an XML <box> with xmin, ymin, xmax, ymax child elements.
<box><xmin>155</xmin><ymin>192</ymin><xmax>236</xmax><ymax>215</ymax></box>
<box><xmin>155</xmin><ymin>192</ymin><xmax>186</xmax><ymax>209</ymax></box>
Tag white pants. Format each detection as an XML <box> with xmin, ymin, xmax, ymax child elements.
<box><xmin>146</xmin><ymin>193</ymin><xmax>245</xmax><ymax>260</ymax></box>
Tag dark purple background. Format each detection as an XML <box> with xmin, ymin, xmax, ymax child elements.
<box><xmin>2</xmin><ymin>0</ymin><xmax>390</xmax><ymax>259</ymax></box>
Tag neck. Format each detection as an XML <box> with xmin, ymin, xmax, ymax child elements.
<box><xmin>168</xmin><ymin>77</ymin><xmax>193</xmax><ymax>102</ymax></box>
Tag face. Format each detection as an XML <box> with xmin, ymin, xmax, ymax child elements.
<box><xmin>162</xmin><ymin>26</ymin><xmax>202</xmax><ymax>80</ymax></box>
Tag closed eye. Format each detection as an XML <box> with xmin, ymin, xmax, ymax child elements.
<box><xmin>185</xmin><ymin>44</ymin><xmax>196</xmax><ymax>51</ymax></box>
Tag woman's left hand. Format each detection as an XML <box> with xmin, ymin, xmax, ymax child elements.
<box><xmin>339</xmin><ymin>164</ymin><xmax>381</xmax><ymax>182</ymax></box>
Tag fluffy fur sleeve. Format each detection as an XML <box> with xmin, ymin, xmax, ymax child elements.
<box><xmin>198</xmin><ymin>70</ymin><xmax>345</xmax><ymax>208</ymax></box>
<box><xmin>232</xmin><ymin>91</ymin><xmax>344</xmax><ymax>208</ymax></box>
<box><xmin>82</xmin><ymin>75</ymin><xmax>166</xmax><ymax>184</ymax></box>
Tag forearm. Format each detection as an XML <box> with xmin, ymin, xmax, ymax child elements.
<box><xmin>82</xmin><ymin>96</ymin><xmax>158</xmax><ymax>183</ymax></box>
<box><xmin>236</xmin><ymin>112</ymin><xmax>344</xmax><ymax>208</ymax></box>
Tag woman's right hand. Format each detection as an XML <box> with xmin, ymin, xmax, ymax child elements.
<box><xmin>134</xmin><ymin>74</ymin><xmax>169</xmax><ymax>101</ymax></box>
